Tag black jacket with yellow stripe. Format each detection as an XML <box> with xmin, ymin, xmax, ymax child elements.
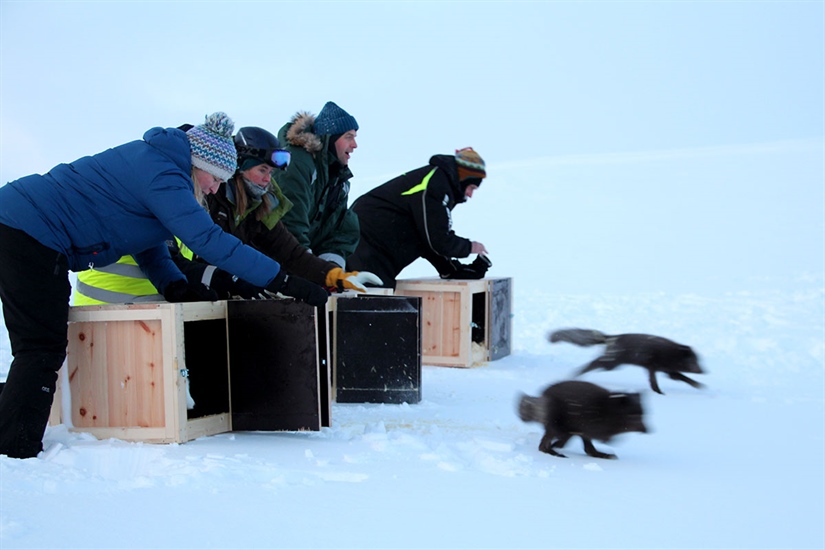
<box><xmin>348</xmin><ymin>154</ymin><xmax>472</xmax><ymax>287</ymax></box>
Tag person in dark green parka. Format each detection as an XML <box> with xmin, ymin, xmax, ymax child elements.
<box><xmin>274</xmin><ymin>102</ymin><xmax>360</xmax><ymax>269</ymax></box>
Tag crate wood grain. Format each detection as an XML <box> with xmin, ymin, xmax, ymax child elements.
<box><xmin>50</xmin><ymin>301</ymin><xmax>231</xmax><ymax>443</ymax></box>
<box><xmin>394</xmin><ymin>277</ymin><xmax>512</xmax><ymax>367</ymax></box>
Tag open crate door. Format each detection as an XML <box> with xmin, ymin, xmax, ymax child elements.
<box><xmin>488</xmin><ymin>278</ymin><xmax>513</xmax><ymax>361</ymax></box>
<box><xmin>227</xmin><ymin>299</ymin><xmax>327</xmax><ymax>431</ymax></box>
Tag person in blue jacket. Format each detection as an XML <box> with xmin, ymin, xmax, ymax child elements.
<box><xmin>0</xmin><ymin>112</ymin><xmax>328</xmax><ymax>459</ymax></box>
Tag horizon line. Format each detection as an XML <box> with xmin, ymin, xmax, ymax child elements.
<box><xmin>490</xmin><ymin>137</ymin><xmax>825</xmax><ymax>170</ymax></box>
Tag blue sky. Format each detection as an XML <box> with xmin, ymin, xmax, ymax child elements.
<box><xmin>1</xmin><ymin>1</ymin><xmax>823</xmax><ymax>292</ymax></box>
<box><xmin>1</xmin><ymin>1</ymin><xmax>821</xmax><ymax>181</ymax></box>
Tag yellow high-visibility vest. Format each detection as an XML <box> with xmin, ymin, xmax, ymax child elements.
<box><xmin>74</xmin><ymin>255</ymin><xmax>163</xmax><ymax>305</ymax></box>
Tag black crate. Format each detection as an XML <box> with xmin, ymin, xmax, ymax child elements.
<box><xmin>333</xmin><ymin>295</ymin><xmax>421</xmax><ymax>404</ymax></box>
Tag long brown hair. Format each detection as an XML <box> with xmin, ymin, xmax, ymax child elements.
<box><xmin>231</xmin><ymin>173</ymin><xmax>274</xmax><ymax>221</ymax></box>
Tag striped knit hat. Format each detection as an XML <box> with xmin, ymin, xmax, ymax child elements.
<box><xmin>455</xmin><ymin>147</ymin><xmax>486</xmax><ymax>182</ymax></box>
<box><xmin>186</xmin><ymin>112</ymin><xmax>237</xmax><ymax>182</ymax></box>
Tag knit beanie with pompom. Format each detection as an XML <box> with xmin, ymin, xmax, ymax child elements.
<box><xmin>186</xmin><ymin>112</ymin><xmax>237</xmax><ymax>182</ymax></box>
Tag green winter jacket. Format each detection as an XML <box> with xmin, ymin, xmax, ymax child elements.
<box><xmin>274</xmin><ymin>111</ymin><xmax>360</xmax><ymax>268</ymax></box>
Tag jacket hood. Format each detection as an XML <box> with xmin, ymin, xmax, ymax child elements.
<box><xmin>283</xmin><ymin>111</ymin><xmax>324</xmax><ymax>154</ymax></box>
<box><xmin>429</xmin><ymin>154</ymin><xmax>465</xmax><ymax>202</ymax></box>
<box><xmin>143</xmin><ymin>127</ymin><xmax>192</xmax><ymax>173</ymax></box>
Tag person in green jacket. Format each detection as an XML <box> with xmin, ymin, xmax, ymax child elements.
<box><xmin>274</xmin><ymin>101</ymin><xmax>360</xmax><ymax>269</ymax></box>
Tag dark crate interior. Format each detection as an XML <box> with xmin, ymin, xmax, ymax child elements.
<box><xmin>184</xmin><ymin>318</ymin><xmax>230</xmax><ymax>420</ymax></box>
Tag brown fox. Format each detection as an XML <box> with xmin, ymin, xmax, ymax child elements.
<box><xmin>548</xmin><ymin>328</ymin><xmax>705</xmax><ymax>395</ymax></box>
<box><xmin>518</xmin><ymin>380</ymin><xmax>648</xmax><ymax>459</ymax></box>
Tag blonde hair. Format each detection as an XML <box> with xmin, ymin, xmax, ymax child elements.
<box><xmin>191</xmin><ymin>168</ymin><xmax>208</xmax><ymax>209</ymax></box>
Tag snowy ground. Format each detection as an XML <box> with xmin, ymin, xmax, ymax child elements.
<box><xmin>1</xmin><ymin>282</ymin><xmax>823</xmax><ymax>550</ymax></box>
<box><xmin>1</xmin><ymin>138</ymin><xmax>823</xmax><ymax>549</ymax></box>
<box><xmin>1</xmin><ymin>2</ymin><xmax>823</xmax><ymax>548</ymax></box>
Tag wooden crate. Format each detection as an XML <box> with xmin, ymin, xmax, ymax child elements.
<box><xmin>394</xmin><ymin>277</ymin><xmax>512</xmax><ymax>367</ymax></box>
<box><xmin>49</xmin><ymin>298</ymin><xmax>331</xmax><ymax>442</ymax></box>
<box><xmin>327</xmin><ymin>293</ymin><xmax>422</xmax><ymax>404</ymax></box>
<box><xmin>49</xmin><ymin>301</ymin><xmax>232</xmax><ymax>443</ymax></box>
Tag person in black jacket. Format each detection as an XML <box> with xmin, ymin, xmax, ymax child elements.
<box><xmin>347</xmin><ymin>148</ymin><xmax>491</xmax><ymax>289</ymax></box>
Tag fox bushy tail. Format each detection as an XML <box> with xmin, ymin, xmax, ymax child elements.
<box><xmin>547</xmin><ymin>328</ymin><xmax>609</xmax><ymax>347</ymax></box>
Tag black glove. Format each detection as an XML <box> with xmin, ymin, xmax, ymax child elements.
<box><xmin>209</xmin><ymin>269</ymin><xmax>268</xmax><ymax>300</ymax></box>
<box><xmin>230</xmin><ymin>277</ymin><xmax>268</xmax><ymax>300</ymax></box>
<box><xmin>163</xmin><ymin>279</ymin><xmax>219</xmax><ymax>303</ymax></box>
<box><xmin>440</xmin><ymin>254</ymin><xmax>492</xmax><ymax>280</ymax></box>
<box><xmin>266</xmin><ymin>271</ymin><xmax>329</xmax><ymax>307</ymax></box>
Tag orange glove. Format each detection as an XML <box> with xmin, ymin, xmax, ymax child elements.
<box><xmin>325</xmin><ymin>268</ymin><xmax>383</xmax><ymax>292</ymax></box>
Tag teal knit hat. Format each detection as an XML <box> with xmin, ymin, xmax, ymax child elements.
<box><xmin>187</xmin><ymin>112</ymin><xmax>237</xmax><ymax>182</ymax></box>
<box><xmin>314</xmin><ymin>101</ymin><xmax>358</xmax><ymax>136</ymax></box>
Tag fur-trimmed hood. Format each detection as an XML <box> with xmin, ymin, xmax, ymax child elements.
<box><xmin>283</xmin><ymin>111</ymin><xmax>324</xmax><ymax>153</ymax></box>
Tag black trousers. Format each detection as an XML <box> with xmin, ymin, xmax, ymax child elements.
<box><xmin>345</xmin><ymin>240</ymin><xmax>400</xmax><ymax>290</ymax></box>
<box><xmin>0</xmin><ymin>223</ymin><xmax>70</xmax><ymax>458</ymax></box>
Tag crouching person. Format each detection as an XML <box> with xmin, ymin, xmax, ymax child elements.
<box><xmin>347</xmin><ymin>148</ymin><xmax>491</xmax><ymax>290</ymax></box>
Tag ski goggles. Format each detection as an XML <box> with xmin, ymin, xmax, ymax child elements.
<box><xmin>239</xmin><ymin>147</ymin><xmax>291</xmax><ymax>169</ymax></box>
<box><xmin>269</xmin><ymin>149</ymin><xmax>291</xmax><ymax>169</ymax></box>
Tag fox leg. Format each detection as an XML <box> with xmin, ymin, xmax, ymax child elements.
<box><xmin>667</xmin><ymin>371</ymin><xmax>704</xmax><ymax>389</ymax></box>
<box><xmin>539</xmin><ymin>432</ymin><xmax>570</xmax><ymax>457</ymax></box>
<box><xmin>582</xmin><ymin>437</ymin><xmax>617</xmax><ymax>459</ymax></box>
<box><xmin>648</xmin><ymin>369</ymin><xmax>664</xmax><ymax>394</ymax></box>
<box><xmin>576</xmin><ymin>357</ymin><xmax>620</xmax><ymax>376</ymax></box>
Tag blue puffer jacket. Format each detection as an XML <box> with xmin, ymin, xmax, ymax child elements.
<box><xmin>0</xmin><ymin>127</ymin><xmax>282</xmax><ymax>291</ymax></box>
